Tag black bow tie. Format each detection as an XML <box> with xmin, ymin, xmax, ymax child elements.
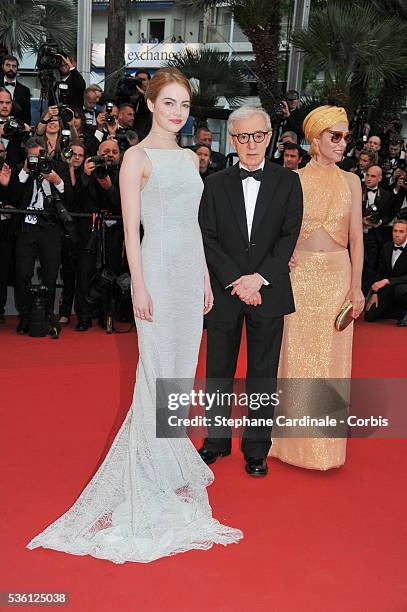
<box><xmin>366</xmin><ymin>188</ymin><xmax>378</xmax><ymax>193</ymax></box>
<box><xmin>240</xmin><ymin>168</ymin><xmax>263</xmax><ymax>182</ymax></box>
<box><xmin>393</xmin><ymin>246</ymin><xmax>404</xmax><ymax>252</ymax></box>
<box><xmin>5</xmin><ymin>82</ymin><xmax>15</xmax><ymax>87</ymax></box>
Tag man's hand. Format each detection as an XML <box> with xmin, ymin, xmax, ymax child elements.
<box><xmin>58</xmin><ymin>55</ymin><xmax>74</xmax><ymax>70</ymax></box>
<box><xmin>372</xmin><ymin>279</ymin><xmax>390</xmax><ymax>292</ymax></box>
<box><xmin>231</xmin><ymin>273</ymin><xmax>264</xmax><ymax>302</ymax></box>
<box><xmin>83</xmin><ymin>157</ymin><xmax>96</xmax><ymax>176</ymax></box>
<box><xmin>363</xmin><ymin>217</ymin><xmax>374</xmax><ymax>228</ymax></box>
<box><xmin>106</xmin><ymin>119</ymin><xmax>118</xmax><ymax>135</ymax></box>
<box><xmin>282</xmin><ymin>100</ymin><xmax>290</xmax><ymax>118</ymax></box>
<box><xmin>97</xmin><ymin>175</ymin><xmax>112</xmax><ymax>190</ymax></box>
<box><xmin>366</xmin><ymin>294</ymin><xmax>378</xmax><ymax>311</ymax></box>
<box><xmin>395</xmin><ymin>175</ymin><xmax>407</xmax><ymax>193</ymax></box>
<box><xmin>42</xmin><ymin>170</ymin><xmax>62</xmax><ymax>186</ymax></box>
<box><xmin>0</xmin><ymin>162</ymin><xmax>11</xmax><ymax>187</ymax></box>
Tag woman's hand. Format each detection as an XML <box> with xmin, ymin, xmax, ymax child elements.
<box><xmin>133</xmin><ymin>285</ymin><xmax>153</xmax><ymax>322</ymax></box>
<box><xmin>347</xmin><ymin>286</ymin><xmax>365</xmax><ymax>318</ymax></box>
<box><xmin>288</xmin><ymin>251</ymin><xmax>298</xmax><ymax>272</ymax></box>
<box><xmin>204</xmin><ymin>276</ymin><xmax>214</xmax><ymax>315</ymax></box>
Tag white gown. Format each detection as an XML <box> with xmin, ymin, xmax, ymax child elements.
<box><xmin>27</xmin><ymin>148</ymin><xmax>243</xmax><ymax>563</ymax></box>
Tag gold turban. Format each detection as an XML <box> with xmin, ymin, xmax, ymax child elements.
<box><xmin>303</xmin><ymin>105</ymin><xmax>348</xmax><ymax>154</ymax></box>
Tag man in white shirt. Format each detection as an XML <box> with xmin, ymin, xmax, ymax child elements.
<box><xmin>199</xmin><ymin>105</ymin><xmax>303</xmax><ymax>476</ymax></box>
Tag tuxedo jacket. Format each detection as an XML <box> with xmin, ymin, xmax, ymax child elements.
<box><xmin>375</xmin><ymin>241</ymin><xmax>407</xmax><ymax>286</ymax></box>
<box><xmin>0</xmin><ymin>78</ymin><xmax>31</xmax><ymax>125</ymax></box>
<box><xmin>363</xmin><ymin>186</ymin><xmax>393</xmax><ymax>225</ymax></box>
<box><xmin>52</xmin><ymin>69</ymin><xmax>86</xmax><ymax>109</ymax></box>
<box><xmin>199</xmin><ymin>160</ymin><xmax>303</xmax><ymax>320</ymax></box>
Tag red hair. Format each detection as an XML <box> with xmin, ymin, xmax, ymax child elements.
<box><xmin>146</xmin><ymin>67</ymin><xmax>192</xmax><ymax>103</ymax></box>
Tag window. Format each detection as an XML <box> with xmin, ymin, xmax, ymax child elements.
<box><xmin>148</xmin><ymin>20</ymin><xmax>165</xmax><ymax>43</ymax></box>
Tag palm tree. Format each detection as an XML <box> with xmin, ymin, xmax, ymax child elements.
<box><xmin>0</xmin><ymin>0</ymin><xmax>77</xmax><ymax>59</ymax></box>
<box><xmin>292</xmin><ymin>2</ymin><xmax>407</xmax><ymax>110</ymax></box>
<box><xmin>104</xmin><ymin>0</ymin><xmax>127</xmax><ymax>97</ymax></box>
<box><xmin>165</xmin><ymin>47</ymin><xmax>248</xmax><ymax>108</ymax></box>
<box><xmin>177</xmin><ymin>0</ymin><xmax>285</xmax><ymax>115</ymax></box>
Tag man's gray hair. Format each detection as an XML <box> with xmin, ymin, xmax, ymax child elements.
<box><xmin>227</xmin><ymin>105</ymin><xmax>271</xmax><ymax>134</ymax></box>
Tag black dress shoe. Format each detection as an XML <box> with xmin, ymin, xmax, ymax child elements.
<box><xmin>397</xmin><ymin>313</ymin><xmax>407</xmax><ymax>327</ymax></box>
<box><xmin>198</xmin><ymin>447</ymin><xmax>231</xmax><ymax>465</ymax></box>
<box><xmin>245</xmin><ymin>457</ymin><xmax>268</xmax><ymax>477</ymax></box>
<box><xmin>75</xmin><ymin>319</ymin><xmax>92</xmax><ymax>331</ymax></box>
<box><xmin>16</xmin><ymin>318</ymin><xmax>29</xmax><ymax>334</ymax></box>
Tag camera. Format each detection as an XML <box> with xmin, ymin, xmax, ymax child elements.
<box><xmin>115</xmin><ymin>76</ymin><xmax>143</xmax><ymax>106</ymax></box>
<box><xmin>115</xmin><ymin>131</ymin><xmax>131</xmax><ymax>153</ymax></box>
<box><xmin>1</xmin><ymin>116</ymin><xmax>27</xmax><ymax>138</ymax></box>
<box><xmin>61</xmin><ymin>129</ymin><xmax>73</xmax><ymax>160</ymax></box>
<box><xmin>365</xmin><ymin>202</ymin><xmax>381</xmax><ymax>225</ymax></box>
<box><xmin>86</xmin><ymin>269</ymin><xmax>116</xmax><ymax>306</ymax></box>
<box><xmin>271</xmin><ymin>100</ymin><xmax>286</xmax><ymax>122</ymax></box>
<box><xmin>27</xmin><ymin>152</ymin><xmax>53</xmax><ymax>176</ymax></box>
<box><xmin>56</xmin><ymin>83</ymin><xmax>74</xmax><ymax>123</ymax></box>
<box><xmin>90</xmin><ymin>155</ymin><xmax>119</xmax><ymax>179</ymax></box>
<box><xmin>105</xmin><ymin>102</ymin><xmax>116</xmax><ymax>125</ymax></box>
<box><xmin>37</xmin><ymin>44</ymin><xmax>63</xmax><ymax>70</ymax></box>
<box><xmin>44</xmin><ymin>191</ymin><xmax>78</xmax><ymax>242</ymax></box>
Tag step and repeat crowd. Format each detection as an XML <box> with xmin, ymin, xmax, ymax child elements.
<box><xmin>0</xmin><ymin>56</ymin><xmax>406</xmax><ymax>334</ymax></box>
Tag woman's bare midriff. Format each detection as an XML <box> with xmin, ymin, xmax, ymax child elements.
<box><xmin>297</xmin><ymin>227</ymin><xmax>345</xmax><ymax>252</ymax></box>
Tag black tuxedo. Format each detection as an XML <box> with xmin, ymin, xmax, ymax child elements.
<box><xmin>199</xmin><ymin>160</ymin><xmax>303</xmax><ymax>458</ymax></box>
<box><xmin>365</xmin><ymin>241</ymin><xmax>407</xmax><ymax>321</ymax></box>
<box><xmin>0</xmin><ymin>78</ymin><xmax>31</xmax><ymax>125</ymax></box>
<box><xmin>7</xmin><ymin>161</ymin><xmax>73</xmax><ymax>320</ymax></box>
<box><xmin>362</xmin><ymin>185</ymin><xmax>393</xmax><ymax>294</ymax></box>
<box><xmin>53</xmin><ymin>69</ymin><xmax>86</xmax><ymax>109</ymax></box>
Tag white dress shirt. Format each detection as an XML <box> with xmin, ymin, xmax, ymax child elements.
<box><xmin>391</xmin><ymin>239</ymin><xmax>407</xmax><ymax>268</ymax></box>
<box><xmin>18</xmin><ymin>168</ymin><xmax>65</xmax><ymax>225</ymax></box>
<box><xmin>4</xmin><ymin>80</ymin><xmax>16</xmax><ymax>100</ymax></box>
<box><xmin>238</xmin><ymin>159</ymin><xmax>269</xmax><ymax>286</ymax></box>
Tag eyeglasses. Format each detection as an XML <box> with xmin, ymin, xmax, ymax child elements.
<box><xmin>231</xmin><ymin>131</ymin><xmax>270</xmax><ymax>144</ymax></box>
<box><xmin>327</xmin><ymin>130</ymin><xmax>353</xmax><ymax>144</ymax></box>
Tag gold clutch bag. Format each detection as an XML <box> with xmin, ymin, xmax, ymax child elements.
<box><xmin>335</xmin><ymin>301</ymin><xmax>354</xmax><ymax>331</ymax></box>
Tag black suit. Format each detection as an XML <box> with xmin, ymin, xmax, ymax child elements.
<box><xmin>53</xmin><ymin>69</ymin><xmax>86</xmax><ymax>109</ymax></box>
<box><xmin>199</xmin><ymin>160</ymin><xmax>303</xmax><ymax>458</ymax></box>
<box><xmin>362</xmin><ymin>185</ymin><xmax>393</xmax><ymax>294</ymax></box>
<box><xmin>7</xmin><ymin>161</ymin><xmax>73</xmax><ymax>320</ymax></box>
<box><xmin>0</xmin><ymin>79</ymin><xmax>31</xmax><ymax>125</ymax></box>
<box><xmin>365</xmin><ymin>241</ymin><xmax>407</xmax><ymax>321</ymax></box>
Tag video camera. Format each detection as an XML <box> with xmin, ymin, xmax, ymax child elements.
<box><xmin>37</xmin><ymin>44</ymin><xmax>64</xmax><ymax>70</ymax></box>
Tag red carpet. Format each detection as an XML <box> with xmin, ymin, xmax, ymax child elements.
<box><xmin>1</xmin><ymin>317</ymin><xmax>406</xmax><ymax>612</ymax></box>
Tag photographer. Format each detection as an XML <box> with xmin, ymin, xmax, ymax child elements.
<box><xmin>85</xmin><ymin>102</ymin><xmax>119</xmax><ymax>155</ymax></box>
<box><xmin>35</xmin><ymin>106</ymin><xmax>78</xmax><ymax>161</ymax></box>
<box><xmin>382</xmin><ymin>139</ymin><xmax>405</xmax><ymax>190</ymax></box>
<box><xmin>0</xmin><ymin>87</ymin><xmax>31</xmax><ymax>166</ymax></box>
<box><xmin>194</xmin><ymin>126</ymin><xmax>226</xmax><ymax>172</ymax></box>
<box><xmin>83</xmin><ymin>85</ymin><xmax>103</xmax><ymax>129</ymax></box>
<box><xmin>118</xmin><ymin>71</ymin><xmax>152</xmax><ymax>140</ymax></box>
<box><xmin>58</xmin><ymin>140</ymin><xmax>86</xmax><ymax>324</ymax></box>
<box><xmin>0</xmin><ymin>156</ymin><xmax>14</xmax><ymax>324</ymax></box>
<box><xmin>0</xmin><ymin>55</ymin><xmax>31</xmax><ymax>125</ymax></box>
<box><xmin>365</xmin><ymin>220</ymin><xmax>407</xmax><ymax>327</ymax></box>
<box><xmin>53</xmin><ymin>55</ymin><xmax>86</xmax><ymax>110</ymax></box>
<box><xmin>7</xmin><ymin>137</ymin><xmax>73</xmax><ymax>333</ymax></box>
<box><xmin>279</xmin><ymin>90</ymin><xmax>304</xmax><ymax>143</ymax></box>
<box><xmin>352</xmin><ymin>148</ymin><xmax>376</xmax><ymax>183</ymax></box>
<box><xmin>75</xmin><ymin>139</ymin><xmax>122</xmax><ymax>330</ymax></box>
<box><xmin>282</xmin><ymin>143</ymin><xmax>303</xmax><ymax>171</ymax></box>
<box><xmin>361</xmin><ymin>165</ymin><xmax>394</xmax><ymax>295</ymax></box>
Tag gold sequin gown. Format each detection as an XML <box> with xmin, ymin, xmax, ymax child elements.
<box><xmin>269</xmin><ymin>159</ymin><xmax>353</xmax><ymax>470</ymax></box>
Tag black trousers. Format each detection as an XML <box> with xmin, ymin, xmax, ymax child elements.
<box><xmin>75</xmin><ymin>224</ymin><xmax>123</xmax><ymax>321</ymax></box>
<box><xmin>204</xmin><ymin>307</ymin><xmax>284</xmax><ymax>459</ymax></box>
<box><xmin>362</xmin><ymin>230</ymin><xmax>383</xmax><ymax>295</ymax></box>
<box><xmin>365</xmin><ymin>283</ymin><xmax>407</xmax><ymax>321</ymax></box>
<box><xmin>0</xmin><ymin>220</ymin><xmax>14</xmax><ymax>315</ymax></box>
<box><xmin>15</xmin><ymin>224</ymin><xmax>63</xmax><ymax>318</ymax></box>
<box><xmin>59</xmin><ymin>234</ymin><xmax>78</xmax><ymax>317</ymax></box>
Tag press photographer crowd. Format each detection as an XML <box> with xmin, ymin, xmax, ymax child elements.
<box><xmin>0</xmin><ymin>47</ymin><xmax>406</xmax><ymax>338</ymax></box>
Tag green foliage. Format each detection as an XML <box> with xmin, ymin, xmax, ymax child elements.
<box><xmin>165</xmin><ymin>47</ymin><xmax>249</xmax><ymax>107</ymax></box>
<box><xmin>0</xmin><ymin>0</ymin><xmax>77</xmax><ymax>59</ymax></box>
<box><xmin>292</xmin><ymin>1</ymin><xmax>407</xmax><ymax>108</ymax></box>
